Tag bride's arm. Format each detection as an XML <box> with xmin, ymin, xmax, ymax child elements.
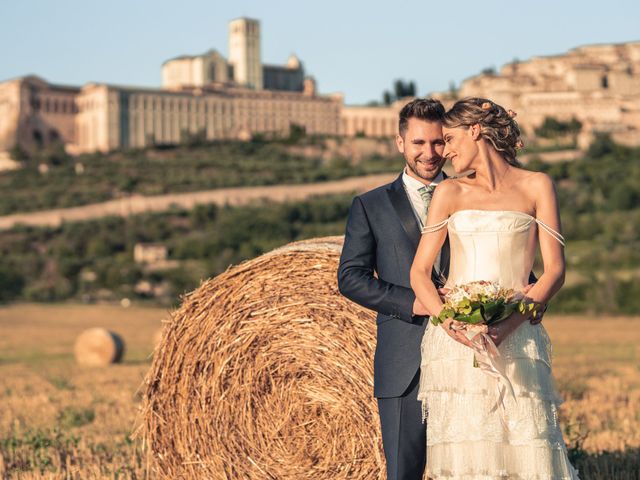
<box><xmin>489</xmin><ymin>173</ymin><xmax>565</xmax><ymax>346</ymax></box>
<box><xmin>523</xmin><ymin>173</ymin><xmax>566</xmax><ymax>304</ymax></box>
<box><xmin>409</xmin><ymin>182</ymin><xmax>453</xmax><ymax>318</ymax></box>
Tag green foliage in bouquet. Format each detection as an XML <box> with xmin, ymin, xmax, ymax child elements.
<box><xmin>430</xmin><ymin>281</ymin><xmax>542</xmax><ymax>327</ymax></box>
<box><xmin>432</xmin><ymin>298</ymin><xmax>520</xmax><ymax>326</ymax></box>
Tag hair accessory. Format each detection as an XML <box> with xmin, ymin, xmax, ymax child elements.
<box><xmin>508</xmin><ymin>109</ymin><xmax>517</xmax><ymax>118</ymax></box>
<box><xmin>481</xmin><ymin>102</ymin><xmax>492</xmax><ymax>110</ymax></box>
<box><xmin>515</xmin><ymin>139</ymin><xmax>525</xmax><ymax>150</ymax></box>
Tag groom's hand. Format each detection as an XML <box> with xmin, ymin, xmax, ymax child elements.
<box><xmin>522</xmin><ymin>283</ymin><xmax>545</xmax><ymax>325</ymax></box>
<box><xmin>437</xmin><ymin>287</ymin><xmax>450</xmax><ymax>302</ymax></box>
<box><xmin>529</xmin><ymin>305</ymin><xmax>546</xmax><ymax>325</ymax></box>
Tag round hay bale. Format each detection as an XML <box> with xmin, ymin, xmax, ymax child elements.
<box><xmin>142</xmin><ymin>236</ymin><xmax>384</xmax><ymax>479</ymax></box>
<box><xmin>74</xmin><ymin>328</ymin><xmax>125</xmax><ymax>366</ymax></box>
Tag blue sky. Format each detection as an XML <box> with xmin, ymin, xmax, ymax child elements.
<box><xmin>2</xmin><ymin>0</ymin><xmax>639</xmax><ymax>104</ymax></box>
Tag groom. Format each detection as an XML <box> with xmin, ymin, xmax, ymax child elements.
<box><xmin>337</xmin><ymin>98</ymin><xmax>448</xmax><ymax>480</ymax></box>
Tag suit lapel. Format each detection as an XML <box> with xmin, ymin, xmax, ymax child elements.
<box><xmin>432</xmin><ymin>171</ymin><xmax>450</xmax><ymax>287</ymax></box>
<box><xmin>388</xmin><ymin>170</ymin><xmax>451</xmax><ymax>287</ymax></box>
<box><xmin>387</xmin><ymin>174</ymin><xmax>421</xmax><ymax>249</ymax></box>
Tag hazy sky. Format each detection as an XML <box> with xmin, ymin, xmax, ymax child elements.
<box><xmin>2</xmin><ymin>0</ymin><xmax>639</xmax><ymax>105</ymax></box>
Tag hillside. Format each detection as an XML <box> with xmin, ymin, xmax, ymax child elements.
<box><xmin>1</xmin><ymin>136</ymin><xmax>398</xmax><ymax>215</ymax></box>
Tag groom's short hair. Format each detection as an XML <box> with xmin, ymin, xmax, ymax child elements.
<box><xmin>398</xmin><ymin>98</ymin><xmax>445</xmax><ymax>137</ymax></box>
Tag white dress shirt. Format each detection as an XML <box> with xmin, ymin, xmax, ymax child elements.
<box><xmin>402</xmin><ymin>168</ymin><xmax>444</xmax><ymax>227</ymax></box>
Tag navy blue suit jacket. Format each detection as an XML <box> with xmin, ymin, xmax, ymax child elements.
<box><xmin>337</xmin><ymin>173</ymin><xmax>449</xmax><ymax>398</ymax></box>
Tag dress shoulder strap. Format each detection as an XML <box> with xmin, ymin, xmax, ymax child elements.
<box><xmin>535</xmin><ymin>219</ymin><xmax>565</xmax><ymax>246</ymax></box>
<box><xmin>421</xmin><ymin>218</ymin><xmax>448</xmax><ymax>234</ymax></box>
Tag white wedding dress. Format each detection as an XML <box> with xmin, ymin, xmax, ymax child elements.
<box><xmin>418</xmin><ymin>210</ymin><xmax>579</xmax><ymax>480</ymax></box>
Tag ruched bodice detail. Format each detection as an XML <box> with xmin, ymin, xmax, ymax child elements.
<box><xmin>422</xmin><ymin>209</ymin><xmax>565</xmax><ymax>292</ymax></box>
<box><xmin>446</xmin><ymin>210</ymin><xmax>538</xmax><ymax>291</ymax></box>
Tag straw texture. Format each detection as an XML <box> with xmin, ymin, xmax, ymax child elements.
<box><xmin>141</xmin><ymin>236</ymin><xmax>385</xmax><ymax>479</ymax></box>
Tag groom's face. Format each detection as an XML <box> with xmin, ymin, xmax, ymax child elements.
<box><xmin>396</xmin><ymin>118</ymin><xmax>446</xmax><ymax>183</ymax></box>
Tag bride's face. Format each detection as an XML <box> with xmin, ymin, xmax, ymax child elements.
<box><xmin>443</xmin><ymin>125</ymin><xmax>478</xmax><ymax>173</ymax></box>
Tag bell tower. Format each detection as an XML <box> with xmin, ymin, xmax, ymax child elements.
<box><xmin>228</xmin><ymin>18</ymin><xmax>263</xmax><ymax>90</ymax></box>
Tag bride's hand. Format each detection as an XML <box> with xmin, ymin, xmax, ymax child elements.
<box><xmin>441</xmin><ymin>317</ymin><xmax>474</xmax><ymax>348</ymax></box>
<box><xmin>487</xmin><ymin>312</ymin><xmax>528</xmax><ymax>347</ymax></box>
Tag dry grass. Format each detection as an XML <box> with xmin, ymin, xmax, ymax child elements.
<box><xmin>0</xmin><ymin>303</ymin><xmax>167</xmax><ymax>478</ymax></box>
<box><xmin>0</xmin><ymin>303</ymin><xmax>638</xmax><ymax>478</ymax></box>
<box><xmin>545</xmin><ymin>316</ymin><xmax>640</xmax><ymax>451</ymax></box>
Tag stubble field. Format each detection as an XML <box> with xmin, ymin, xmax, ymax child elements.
<box><xmin>0</xmin><ymin>304</ymin><xmax>638</xmax><ymax>479</ymax></box>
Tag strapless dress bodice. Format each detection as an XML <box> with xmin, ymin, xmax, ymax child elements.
<box><xmin>444</xmin><ymin>210</ymin><xmax>539</xmax><ymax>291</ymax></box>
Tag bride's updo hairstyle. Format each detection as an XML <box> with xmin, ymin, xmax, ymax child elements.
<box><xmin>443</xmin><ymin>97</ymin><xmax>523</xmax><ymax>167</ymax></box>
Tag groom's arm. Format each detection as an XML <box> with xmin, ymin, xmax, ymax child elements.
<box><xmin>337</xmin><ymin>196</ymin><xmax>417</xmax><ymax>323</ymax></box>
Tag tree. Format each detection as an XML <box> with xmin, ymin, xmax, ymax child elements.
<box><xmin>393</xmin><ymin>79</ymin><xmax>405</xmax><ymax>99</ymax></box>
<box><xmin>408</xmin><ymin>81</ymin><xmax>416</xmax><ymax>97</ymax></box>
<box><xmin>0</xmin><ymin>266</ymin><xmax>24</xmax><ymax>302</ymax></box>
<box><xmin>181</xmin><ymin>129</ymin><xmax>207</xmax><ymax>148</ymax></box>
<box><xmin>382</xmin><ymin>79</ymin><xmax>418</xmax><ymax>105</ymax></box>
<box><xmin>587</xmin><ymin>133</ymin><xmax>616</xmax><ymax>158</ymax></box>
<box><xmin>288</xmin><ymin>123</ymin><xmax>306</xmax><ymax>143</ymax></box>
<box><xmin>534</xmin><ymin>116</ymin><xmax>582</xmax><ymax>138</ymax></box>
<box><xmin>448</xmin><ymin>81</ymin><xmax>459</xmax><ymax>99</ymax></box>
<box><xmin>9</xmin><ymin>144</ymin><xmax>30</xmax><ymax>162</ymax></box>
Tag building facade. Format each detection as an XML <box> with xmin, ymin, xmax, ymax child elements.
<box><xmin>453</xmin><ymin>41</ymin><xmax>640</xmax><ymax>146</ymax></box>
<box><xmin>161</xmin><ymin>18</ymin><xmax>304</xmax><ymax>93</ymax></box>
<box><xmin>0</xmin><ymin>18</ymin><xmax>340</xmax><ymax>155</ymax></box>
<box><xmin>338</xmin><ymin>41</ymin><xmax>640</xmax><ymax>146</ymax></box>
<box><xmin>0</xmin><ymin>75</ymin><xmax>341</xmax><ymax>154</ymax></box>
<box><xmin>3</xmin><ymin>33</ymin><xmax>640</xmax><ymax>156</ymax></box>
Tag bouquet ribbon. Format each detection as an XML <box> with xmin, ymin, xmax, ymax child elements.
<box><xmin>453</xmin><ymin>324</ymin><xmax>517</xmax><ymax>415</ymax></box>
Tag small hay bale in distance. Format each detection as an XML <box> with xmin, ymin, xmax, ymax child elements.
<box><xmin>74</xmin><ymin>328</ymin><xmax>125</xmax><ymax>366</ymax></box>
<box><xmin>142</xmin><ymin>236</ymin><xmax>385</xmax><ymax>479</ymax></box>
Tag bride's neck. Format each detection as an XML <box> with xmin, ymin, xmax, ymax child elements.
<box><xmin>470</xmin><ymin>147</ymin><xmax>512</xmax><ymax>192</ymax></box>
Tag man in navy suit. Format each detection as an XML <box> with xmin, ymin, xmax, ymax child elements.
<box><xmin>338</xmin><ymin>98</ymin><xmax>449</xmax><ymax>480</ymax></box>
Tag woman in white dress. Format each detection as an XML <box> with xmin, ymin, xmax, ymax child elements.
<box><xmin>410</xmin><ymin>98</ymin><xmax>579</xmax><ymax>479</ymax></box>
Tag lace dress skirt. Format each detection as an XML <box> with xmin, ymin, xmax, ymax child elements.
<box><xmin>418</xmin><ymin>321</ymin><xmax>580</xmax><ymax>480</ymax></box>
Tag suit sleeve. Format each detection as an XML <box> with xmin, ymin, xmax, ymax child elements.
<box><xmin>337</xmin><ymin>196</ymin><xmax>417</xmax><ymax>323</ymax></box>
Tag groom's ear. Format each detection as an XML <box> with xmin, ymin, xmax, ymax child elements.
<box><xmin>395</xmin><ymin>133</ymin><xmax>405</xmax><ymax>153</ymax></box>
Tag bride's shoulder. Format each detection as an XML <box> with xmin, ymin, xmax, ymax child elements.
<box><xmin>432</xmin><ymin>178</ymin><xmax>461</xmax><ymax>202</ymax></box>
<box><xmin>519</xmin><ymin>170</ymin><xmax>555</xmax><ymax>191</ymax></box>
<box><xmin>517</xmin><ymin>170</ymin><xmax>557</xmax><ymax>206</ymax></box>
<box><xmin>435</xmin><ymin>177</ymin><xmax>463</xmax><ymax>193</ymax></box>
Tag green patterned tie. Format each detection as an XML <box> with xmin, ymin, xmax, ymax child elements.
<box><xmin>418</xmin><ymin>185</ymin><xmax>436</xmax><ymax>223</ymax></box>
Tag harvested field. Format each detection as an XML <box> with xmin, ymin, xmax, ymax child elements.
<box><xmin>0</xmin><ymin>304</ymin><xmax>638</xmax><ymax>478</ymax></box>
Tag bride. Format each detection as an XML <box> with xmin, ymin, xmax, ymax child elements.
<box><xmin>410</xmin><ymin>98</ymin><xmax>579</xmax><ymax>479</ymax></box>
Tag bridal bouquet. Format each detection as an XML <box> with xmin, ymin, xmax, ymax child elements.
<box><xmin>431</xmin><ymin>281</ymin><xmax>539</xmax><ymax>391</ymax></box>
<box><xmin>431</xmin><ymin>280</ymin><xmax>537</xmax><ymax>330</ymax></box>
